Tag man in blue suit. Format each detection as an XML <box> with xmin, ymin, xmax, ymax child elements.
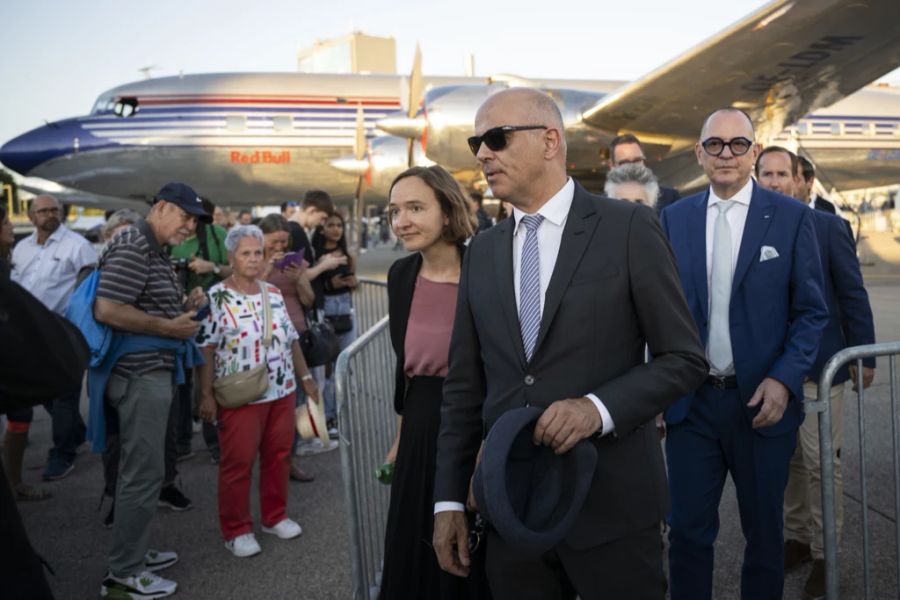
<box><xmin>757</xmin><ymin>145</ymin><xmax>876</xmax><ymax>598</ymax></box>
<box><xmin>660</xmin><ymin>109</ymin><xmax>828</xmax><ymax>600</ymax></box>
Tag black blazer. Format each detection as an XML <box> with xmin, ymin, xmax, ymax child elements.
<box><xmin>387</xmin><ymin>247</ymin><xmax>464</xmax><ymax>414</ymax></box>
<box><xmin>435</xmin><ymin>181</ymin><xmax>708</xmax><ymax>548</ymax></box>
<box><xmin>813</xmin><ymin>195</ymin><xmax>837</xmax><ymax>214</ymax></box>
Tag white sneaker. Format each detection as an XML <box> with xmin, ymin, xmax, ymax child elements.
<box><xmin>225</xmin><ymin>533</ymin><xmax>262</xmax><ymax>557</ymax></box>
<box><xmin>262</xmin><ymin>518</ymin><xmax>303</xmax><ymax>539</ymax></box>
<box><xmin>145</xmin><ymin>549</ymin><xmax>178</xmax><ymax>572</ymax></box>
<box><xmin>296</xmin><ymin>438</ymin><xmax>339</xmax><ymax>456</ymax></box>
<box><xmin>101</xmin><ymin>570</ymin><xmax>177</xmax><ymax>598</ymax></box>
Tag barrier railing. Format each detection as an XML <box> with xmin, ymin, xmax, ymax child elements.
<box><xmin>354</xmin><ymin>278</ymin><xmax>390</xmax><ymax>336</ymax></box>
<box><xmin>809</xmin><ymin>341</ymin><xmax>900</xmax><ymax>599</ymax></box>
<box><xmin>335</xmin><ymin>310</ymin><xmax>396</xmax><ymax>600</ymax></box>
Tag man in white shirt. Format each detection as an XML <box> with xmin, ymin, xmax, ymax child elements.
<box><xmin>433</xmin><ymin>87</ymin><xmax>707</xmax><ymax>599</ymax></box>
<box><xmin>11</xmin><ymin>194</ymin><xmax>97</xmax><ymax>480</ymax></box>
<box><xmin>660</xmin><ymin>109</ymin><xmax>828</xmax><ymax>600</ymax></box>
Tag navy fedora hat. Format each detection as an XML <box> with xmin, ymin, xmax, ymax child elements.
<box><xmin>154</xmin><ymin>181</ymin><xmax>208</xmax><ymax>217</ymax></box>
<box><xmin>472</xmin><ymin>406</ymin><xmax>598</xmax><ymax>557</ymax></box>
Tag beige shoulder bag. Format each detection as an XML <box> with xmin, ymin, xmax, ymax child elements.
<box><xmin>213</xmin><ymin>282</ymin><xmax>272</xmax><ymax>409</ymax></box>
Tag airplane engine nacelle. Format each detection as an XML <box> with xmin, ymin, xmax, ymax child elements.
<box><xmin>421</xmin><ymin>84</ymin><xmax>507</xmax><ymax>171</ymax></box>
<box><xmin>421</xmin><ymin>84</ymin><xmax>607</xmax><ymax>172</ymax></box>
<box><xmin>367</xmin><ymin>135</ymin><xmax>434</xmax><ymax>196</ymax></box>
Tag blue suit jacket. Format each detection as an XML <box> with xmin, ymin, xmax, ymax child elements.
<box><xmin>660</xmin><ymin>182</ymin><xmax>828</xmax><ymax>437</ymax></box>
<box><xmin>809</xmin><ymin>210</ymin><xmax>876</xmax><ymax>384</ymax></box>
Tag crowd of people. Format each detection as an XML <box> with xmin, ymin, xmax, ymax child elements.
<box><xmin>0</xmin><ymin>186</ymin><xmax>360</xmax><ymax>598</ymax></box>
<box><xmin>0</xmin><ymin>87</ymin><xmax>880</xmax><ymax>600</ymax></box>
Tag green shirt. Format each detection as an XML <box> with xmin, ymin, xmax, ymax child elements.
<box><xmin>169</xmin><ymin>224</ymin><xmax>229</xmax><ymax>291</ymax></box>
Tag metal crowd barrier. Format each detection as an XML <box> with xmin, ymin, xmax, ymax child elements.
<box><xmin>354</xmin><ymin>277</ymin><xmax>390</xmax><ymax>335</ymax></box>
<box><xmin>809</xmin><ymin>341</ymin><xmax>900</xmax><ymax>599</ymax></box>
<box><xmin>336</xmin><ymin>276</ymin><xmax>395</xmax><ymax>599</ymax></box>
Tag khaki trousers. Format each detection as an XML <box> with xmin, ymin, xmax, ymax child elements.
<box><xmin>784</xmin><ymin>380</ymin><xmax>845</xmax><ymax>559</ymax></box>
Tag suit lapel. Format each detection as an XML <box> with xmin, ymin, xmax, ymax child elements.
<box><xmin>689</xmin><ymin>191</ymin><xmax>710</xmax><ymax>325</ymax></box>
<box><xmin>533</xmin><ymin>184</ymin><xmax>600</xmax><ymax>359</ymax></box>
<box><xmin>493</xmin><ymin>216</ymin><xmax>526</xmax><ymax>369</ymax></box>
<box><xmin>732</xmin><ymin>183</ymin><xmax>776</xmax><ymax>296</ymax></box>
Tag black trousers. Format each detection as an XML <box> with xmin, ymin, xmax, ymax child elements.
<box><xmin>485</xmin><ymin>524</ymin><xmax>666</xmax><ymax>600</ymax></box>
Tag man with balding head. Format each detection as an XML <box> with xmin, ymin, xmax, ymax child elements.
<box><xmin>11</xmin><ymin>194</ymin><xmax>97</xmax><ymax>481</ymax></box>
<box><xmin>660</xmin><ymin>110</ymin><xmax>827</xmax><ymax>599</ymax></box>
<box><xmin>433</xmin><ymin>87</ymin><xmax>707</xmax><ymax>598</ymax></box>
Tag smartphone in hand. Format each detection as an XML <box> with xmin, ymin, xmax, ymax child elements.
<box><xmin>275</xmin><ymin>249</ymin><xmax>305</xmax><ymax>271</ymax></box>
<box><xmin>191</xmin><ymin>303</ymin><xmax>211</xmax><ymax>321</ymax></box>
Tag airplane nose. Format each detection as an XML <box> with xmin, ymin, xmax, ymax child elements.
<box><xmin>0</xmin><ymin>119</ymin><xmax>85</xmax><ymax>175</ymax></box>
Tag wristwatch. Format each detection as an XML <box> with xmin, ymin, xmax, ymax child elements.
<box><xmin>212</xmin><ymin>264</ymin><xmax>221</xmax><ymax>276</ymax></box>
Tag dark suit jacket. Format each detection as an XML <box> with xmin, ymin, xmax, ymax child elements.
<box><xmin>809</xmin><ymin>210</ymin><xmax>875</xmax><ymax>384</ymax></box>
<box><xmin>813</xmin><ymin>195</ymin><xmax>837</xmax><ymax>214</ymax></box>
<box><xmin>656</xmin><ymin>186</ymin><xmax>681</xmax><ymax>213</ymax></box>
<box><xmin>435</xmin><ymin>181</ymin><xmax>708</xmax><ymax>548</ymax></box>
<box><xmin>660</xmin><ymin>182</ymin><xmax>828</xmax><ymax>437</ymax></box>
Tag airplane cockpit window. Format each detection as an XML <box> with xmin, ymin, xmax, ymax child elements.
<box><xmin>92</xmin><ymin>95</ymin><xmax>114</xmax><ymax>115</ymax></box>
<box><xmin>113</xmin><ymin>97</ymin><xmax>139</xmax><ymax>118</ymax></box>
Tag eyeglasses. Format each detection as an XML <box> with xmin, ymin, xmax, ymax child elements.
<box><xmin>701</xmin><ymin>137</ymin><xmax>753</xmax><ymax>157</ymax></box>
<box><xmin>467</xmin><ymin>125</ymin><xmax>547</xmax><ymax>155</ymax></box>
<box><xmin>615</xmin><ymin>157</ymin><xmax>646</xmax><ymax>166</ymax></box>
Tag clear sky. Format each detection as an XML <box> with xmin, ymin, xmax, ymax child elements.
<box><xmin>2</xmin><ymin>0</ymin><xmax>898</xmax><ymax>146</ymax></box>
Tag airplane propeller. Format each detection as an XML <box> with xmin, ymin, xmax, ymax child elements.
<box><xmin>405</xmin><ymin>44</ymin><xmax>424</xmax><ymax>167</ymax></box>
<box><xmin>352</xmin><ymin>104</ymin><xmax>368</xmax><ymax>254</ymax></box>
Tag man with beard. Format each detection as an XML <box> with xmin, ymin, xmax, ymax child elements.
<box><xmin>10</xmin><ymin>194</ymin><xmax>97</xmax><ymax>484</ymax></box>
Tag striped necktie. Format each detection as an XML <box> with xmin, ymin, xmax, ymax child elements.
<box><xmin>519</xmin><ymin>214</ymin><xmax>545</xmax><ymax>362</ymax></box>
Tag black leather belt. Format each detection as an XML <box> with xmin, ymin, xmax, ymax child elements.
<box><xmin>707</xmin><ymin>375</ymin><xmax>738</xmax><ymax>390</ymax></box>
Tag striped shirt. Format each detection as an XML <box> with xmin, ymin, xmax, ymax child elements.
<box><xmin>97</xmin><ymin>219</ymin><xmax>183</xmax><ymax>375</ymax></box>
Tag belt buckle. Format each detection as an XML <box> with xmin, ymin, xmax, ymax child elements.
<box><xmin>710</xmin><ymin>376</ymin><xmax>726</xmax><ymax>390</ymax></box>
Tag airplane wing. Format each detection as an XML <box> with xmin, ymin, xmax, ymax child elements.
<box><xmin>582</xmin><ymin>0</ymin><xmax>900</xmax><ymax>148</ymax></box>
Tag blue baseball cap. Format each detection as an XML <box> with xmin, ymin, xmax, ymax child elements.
<box><xmin>154</xmin><ymin>182</ymin><xmax>208</xmax><ymax>217</ymax></box>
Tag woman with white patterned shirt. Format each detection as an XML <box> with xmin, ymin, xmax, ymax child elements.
<box><xmin>196</xmin><ymin>225</ymin><xmax>318</xmax><ymax>558</ymax></box>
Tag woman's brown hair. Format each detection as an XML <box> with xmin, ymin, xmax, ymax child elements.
<box><xmin>388</xmin><ymin>166</ymin><xmax>477</xmax><ymax>244</ymax></box>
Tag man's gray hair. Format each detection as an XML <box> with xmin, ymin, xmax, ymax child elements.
<box><xmin>224</xmin><ymin>224</ymin><xmax>264</xmax><ymax>254</ymax></box>
<box><xmin>604</xmin><ymin>163</ymin><xmax>660</xmax><ymax>207</ymax></box>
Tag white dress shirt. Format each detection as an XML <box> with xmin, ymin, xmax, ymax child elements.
<box><xmin>434</xmin><ymin>178</ymin><xmax>612</xmax><ymax>515</ymax></box>
<box><xmin>11</xmin><ymin>226</ymin><xmax>98</xmax><ymax>314</ymax></box>
<box><xmin>705</xmin><ymin>178</ymin><xmax>753</xmax><ymax>375</ymax></box>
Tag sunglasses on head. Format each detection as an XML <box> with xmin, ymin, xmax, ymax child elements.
<box><xmin>467</xmin><ymin>125</ymin><xmax>548</xmax><ymax>155</ymax></box>
<box><xmin>701</xmin><ymin>137</ymin><xmax>753</xmax><ymax>157</ymax></box>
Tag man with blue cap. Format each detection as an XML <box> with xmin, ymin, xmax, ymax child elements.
<box><xmin>94</xmin><ymin>181</ymin><xmax>208</xmax><ymax>599</ymax></box>
<box><xmin>433</xmin><ymin>88</ymin><xmax>708</xmax><ymax>599</ymax></box>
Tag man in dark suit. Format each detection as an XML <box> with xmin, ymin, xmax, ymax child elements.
<box><xmin>796</xmin><ymin>155</ymin><xmax>837</xmax><ymax>214</ymax></box>
<box><xmin>607</xmin><ymin>133</ymin><xmax>680</xmax><ymax>211</ymax></box>
<box><xmin>433</xmin><ymin>87</ymin><xmax>708</xmax><ymax>599</ymax></box>
<box><xmin>757</xmin><ymin>145</ymin><xmax>876</xmax><ymax>598</ymax></box>
<box><xmin>660</xmin><ymin>110</ymin><xmax>828</xmax><ymax>600</ymax></box>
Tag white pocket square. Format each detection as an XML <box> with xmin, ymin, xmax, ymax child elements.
<box><xmin>760</xmin><ymin>246</ymin><xmax>779</xmax><ymax>262</ymax></box>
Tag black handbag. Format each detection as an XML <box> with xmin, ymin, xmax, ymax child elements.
<box><xmin>325</xmin><ymin>313</ymin><xmax>354</xmax><ymax>334</ymax></box>
<box><xmin>301</xmin><ymin>311</ymin><xmax>341</xmax><ymax>367</ymax></box>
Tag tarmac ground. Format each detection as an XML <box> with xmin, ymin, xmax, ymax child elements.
<box><xmin>9</xmin><ymin>233</ymin><xmax>900</xmax><ymax>599</ymax></box>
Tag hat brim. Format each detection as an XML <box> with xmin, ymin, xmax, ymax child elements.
<box><xmin>154</xmin><ymin>196</ymin><xmax>210</xmax><ymax>217</ymax></box>
<box><xmin>296</xmin><ymin>391</ymin><xmax>330</xmax><ymax>445</ymax></box>
<box><xmin>474</xmin><ymin>406</ymin><xmax>598</xmax><ymax>557</ymax></box>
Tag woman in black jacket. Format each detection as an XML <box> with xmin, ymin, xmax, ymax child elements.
<box><xmin>379</xmin><ymin>166</ymin><xmax>488</xmax><ymax>599</ymax></box>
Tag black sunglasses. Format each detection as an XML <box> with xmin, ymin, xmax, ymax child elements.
<box><xmin>701</xmin><ymin>137</ymin><xmax>753</xmax><ymax>157</ymax></box>
<box><xmin>467</xmin><ymin>125</ymin><xmax>548</xmax><ymax>155</ymax></box>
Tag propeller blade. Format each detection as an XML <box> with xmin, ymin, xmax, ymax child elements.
<box><xmin>407</xmin><ymin>44</ymin><xmax>423</xmax><ymax>119</ymax></box>
<box><xmin>354</xmin><ymin>104</ymin><xmax>366</xmax><ymax>161</ymax></box>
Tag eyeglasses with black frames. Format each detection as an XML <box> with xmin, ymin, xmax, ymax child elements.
<box><xmin>700</xmin><ymin>137</ymin><xmax>754</xmax><ymax>157</ymax></box>
<box><xmin>467</xmin><ymin>125</ymin><xmax>548</xmax><ymax>155</ymax></box>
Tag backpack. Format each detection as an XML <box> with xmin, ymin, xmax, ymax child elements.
<box><xmin>64</xmin><ymin>266</ymin><xmax>112</xmax><ymax>368</ymax></box>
